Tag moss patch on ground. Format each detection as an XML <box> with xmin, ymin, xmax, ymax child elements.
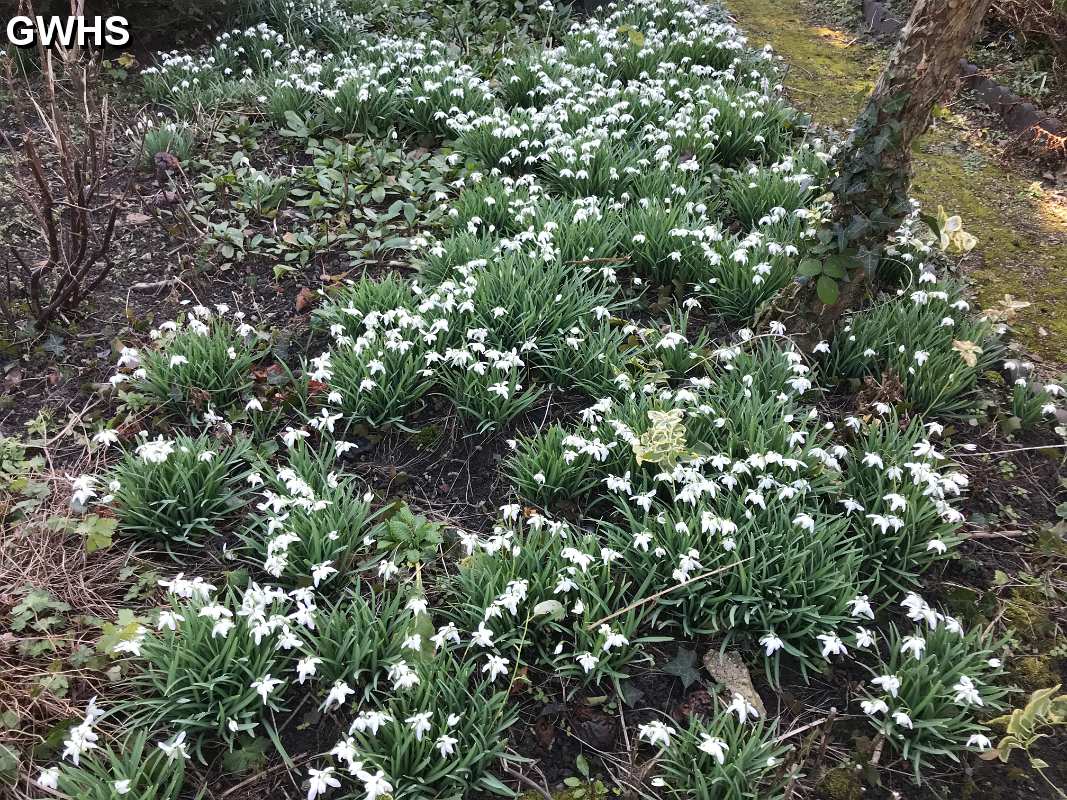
<box><xmin>727</xmin><ymin>0</ymin><xmax>1067</xmax><ymax>367</ymax></box>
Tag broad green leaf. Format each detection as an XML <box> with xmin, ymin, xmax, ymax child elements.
<box><xmin>816</xmin><ymin>275</ymin><xmax>839</xmax><ymax>306</ymax></box>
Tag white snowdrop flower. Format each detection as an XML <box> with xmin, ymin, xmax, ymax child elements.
<box><xmin>483</xmin><ymin>654</ymin><xmax>510</xmax><ymax>681</ymax></box>
<box><xmin>892</xmin><ymin>711</ymin><xmax>913</xmax><ymax>729</ymax></box>
<box><xmin>136</xmin><ymin>437</ymin><xmax>175</xmax><ymax>464</ymax></box>
<box><xmin>406</xmin><ymin>597</ymin><xmax>428</xmax><ymax>616</ymax></box>
<box><xmin>92</xmin><ymin>429</ymin><xmax>120</xmax><ymax>447</ymax></box>
<box><xmin>471</xmin><ymin>622</ymin><xmax>495</xmax><ymax>648</ymax></box>
<box><xmin>817</xmin><ymin>632</ymin><xmax>847</xmax><ymax>659</ymax></box>
<box><xmin>759</xmin><ymin>632</ymin><xmax>783</xmax><ymax>656</ymax></box>
<box><xmin>967</xmin><ymin>733</ymin><xmax>992</xmax><ymax>750</ymax></box>
<box><xmin>883</xmin><ymin>493</ymin><xmax>907</xmax><ymax>512</ymax></box>
<box><xmin>861</xmin><ymin>452</ymin><xmax>884</xmax><ymax>469</ymax></box>
<box><xmin>406</xmin><ymin>711</ymin><xmax>434</xmax><ymax>740</ymax></box>
<box><xmin>169</xmin><ymin>355</ymin><xmax>189</xmax><ymax>367</ymax></box>
<box><xmin>726</xmin><ymin>692</ymin><xmax>760</xmax><ymax>722</ymax></box>
<box><xmin>926</xmin><ymin>538</ymin><xmax>947</xmax><ymax>555</ymax></box>
<box><xmin>157</xmin><ymin>610</ymin><xmax>183</xmax><ymax>631</ymax></box>
<box><xmin>356</xmin><ymin>768</ymin><xmax>391</xmax><ymax>800</ymax></box>
<box><xmin>296</xmin><ymin>656</ymin><xmax>321</xmax><ymax>684</ymax></box>
<box><xmin>848</xmin><ymin>595</ymin><xmax>874</xmax><ymax>619</ymax></box>
<box><xmin>322</xmin><ymin>681</ymin><xmax>355</xmax><ymax>711</ymax></box>
<box><xmin>953</xmin><ymin>675</ymin><xmax>983</xmax><ymax>706</ymax></box>
<box><xmin>637</xmin><ymin>721</ymin><xmax>675</xmax><ymax>748</ymax></box>
<box><xmin>311</xmin><ymin>561</ymin><xmax>337</xmax><ymax>587</ymax></box>
<box><xmin>576</xmin><ymin>651</ymin><xmax>600</xmax><ymax>673</ymax></box>
<box><xmin>157</xmin><ymin>732</ymin><xmax>190</xmax><ymax>761</ymax></box>
<box><xmin>281</xmin><ymin>427</ymin><xmax>310</xmax><ymax>448</ymax></box>
<box><xmin>900</xmin><ymin>635</ymin><xmax>926</xmax><ymax>660</ymax></box>
<box><xmin>37</xmin><ymin>767</ymin><xmax>60</xmax><ymax>790</ymax></box>
<box><xmin>598</xmin><ymin>624</ymin><xmax>628</xmax><ymax>653</ymax></box>
<box><xmin>307</xmin><ymin>766</ymin><xmax>341</xmax><ymax>800</ymax></box>
<box><xmin>855</xmin><ymin>627</ymin><xmax>876</xmax><ymax>649</ymax></box>
<box><xmin>698</xmin><ymin>734</ymin><xmax>729</xmax><ymax>764</ymax></box>
<box><xmin>861</xmin><ymin>698</ymin><xmax>888</xmax><ymax>716</ymax></box>
<box><xmin>251</xmin><ymin>674</ymin><xmax>283</xmax><ymax>704</ymax></box>
<box><xmin>70</xmin><ymin>474</ymin><xmax>98</xmax><ymax>507</ymax></box>
<box><xmin>349</xmin><ymin>710</ymin><xmax>392</xmax><ymax>736</ymax></box>
<box><xmin>435</xmin><ymin>732</ymin><xmax>459</xmax><ymax>758</ymax></box>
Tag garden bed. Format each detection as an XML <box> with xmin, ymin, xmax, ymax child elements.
<box><xmin>1</xmin><ymin>2</ymin><xmax>1066</xmax><ymax>800</ymax></box>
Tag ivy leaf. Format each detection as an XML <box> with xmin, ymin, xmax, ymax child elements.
<box><xmin>952</xmin><ymin>339</ymin><xmax>982</xmax><ymax>368</ymax></box>
<box><xmin>662</xmin><ymin>647</ymin><xmax>701</xmax><ymax>689</ymax></box>
<box><xmin>816</xmin><ymin>275</ymin><xmax>840</xmax><ymax>306</ymax></box>
<box><xmin>532</xmin><ymin>600</ymin><xmax>565</xmax><ymax>621</ymax></box>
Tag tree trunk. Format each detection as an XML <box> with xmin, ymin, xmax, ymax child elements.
<box><xmin>787</xmin><ymin>0</ymin><xmax>992</xmax><ymax>344</ymax></box>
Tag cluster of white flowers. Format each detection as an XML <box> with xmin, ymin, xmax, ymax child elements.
<box><xmin>39</xmin><ymin>0</ymin><xmax>1039</xmax><ymax>795</ymax></box>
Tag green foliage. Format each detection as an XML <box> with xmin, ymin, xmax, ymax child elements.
<box><xmin>463</xmin><ymin>254</ymin><xmax>622</xmax><ymax>351</ymax></box>
<box><xmin>606</xmin><ymin>497</ymin><xmax>860</xmax><ymax>682</ymax></box>
<box><xmin>506</xmin><ymin>424</ymin><xmax>600</xmax><ymax>508</ymax></box>
<box><xmin>140</xmin><ymin>121</ymin><xmax>195</xmax><ymax>166</ymax></box>
<box><xmin>0</xmin><ymin>436</ymin><xmax>47</xmax><ymax>521</ymax></box>
<box><xmin>1007</xmin><ymin>380</ymin><xmax>1055</xmax><ymax>431</ymax></box>
<box><xmin>325</xmin><ymin>335</ymin><xmax>436</xmax><ymax>429</ymax></box>
<box><xmin>535</xmin><ymin>321</ymin><xmax>637</xmax><ymax>398</ymax></box>
<box><xmin>441</xmin><ymin>361</ymin><xmax>543</xmax><ymax>433</ymax></box>
<box><xmin>123</xmin><ymin>584</ymin><xmax>296</xmax><ymax>759</ymax></box>
<box><xmin>840</xmin><ymin>417</ymin><xmax>963</xmax><ymax>595</ymax></box>
<box><xmin>725</xmin><ymin>164</ymin><xmax>815</xmax><ymax>229</ymax></box>
<box><xmin>655</xmin><ymin>714</ymin><xmax>790</xmax><ymax>800</ymax></box>
<box><xmin>329</xmin><ymin>654</ymin><xmax>520</xmax><ymax>800</ymax></box>
<box><xmin>984</xmin><ymin>684</ymin><xmax>1067</xmax><ymax>787</ymax></box>
<box><xmin>241</xmin><ymin>466</ymin><xmax>380</xmax><ymax>590</ymax></box>
<box><xmin>8</xmin><ymin>588</ymin><xmax>71</xmax><ymax>661</ymax></box>
<box><xmin>860</xmin><ymin>622</ymin><xmax>1008</xmax><ymax>783</ymax></box>
<box><xmin>53</xmin><ymin>729</ymin><xmax>186</xmax><ymax>800</ymax></box>
<box><xmin>47</xmin><ymin>513</ymin><xmax>119</xmax><ymax>554</ymax></box>
<box><xmin>444</xmin><ymin>525</ymin><xmax>659</xmax><ymax>685</ymax></box>
<box><xmin>313</xmin><ymin>274</ymin><xmax>416</xmax><ymax>338</ymax></box>
<box><xmin>827</xmin><ymin>285</ymin><xmax>1003</xmax><ymax>417</ymax></box>
<box><xmin>695</xmin><ymin>220</ymin><xmax>808</xmax><ymax>322</ymax></box>
<box><xmin>306</xmin><ymin>585</ymin><xmax>409</xmax><ymax>695</ymax></box>
<box><xmin>107</xmin><ymin>435</ymin><xmax>253</xmax><ymax>551</ymax></box>
<box><xmin>135</xmin><ymin>312</ymin><xmax>266</xmax><ymax>416</ymax></box>
<box><xmin>377</xmin><ymin>503</ymin><xmax>443</xmax><ymax>566</ymax></box>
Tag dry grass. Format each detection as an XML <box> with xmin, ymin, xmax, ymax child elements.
<box><xmin>0</xmin><ymin>469</ymin><xmax>139</xmax><ymax>791</ymax></box>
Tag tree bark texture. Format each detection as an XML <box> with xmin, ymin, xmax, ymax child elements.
<box><xmin>789</xmin><ymin>0</ymin><xmax>993</xmax><ymax>343</ymax></box>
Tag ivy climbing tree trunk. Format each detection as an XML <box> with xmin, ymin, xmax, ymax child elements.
<box><xmin>787</xmin><ymin>0</ymin><xmax>993</xmax><ymax>343</ymax></box>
